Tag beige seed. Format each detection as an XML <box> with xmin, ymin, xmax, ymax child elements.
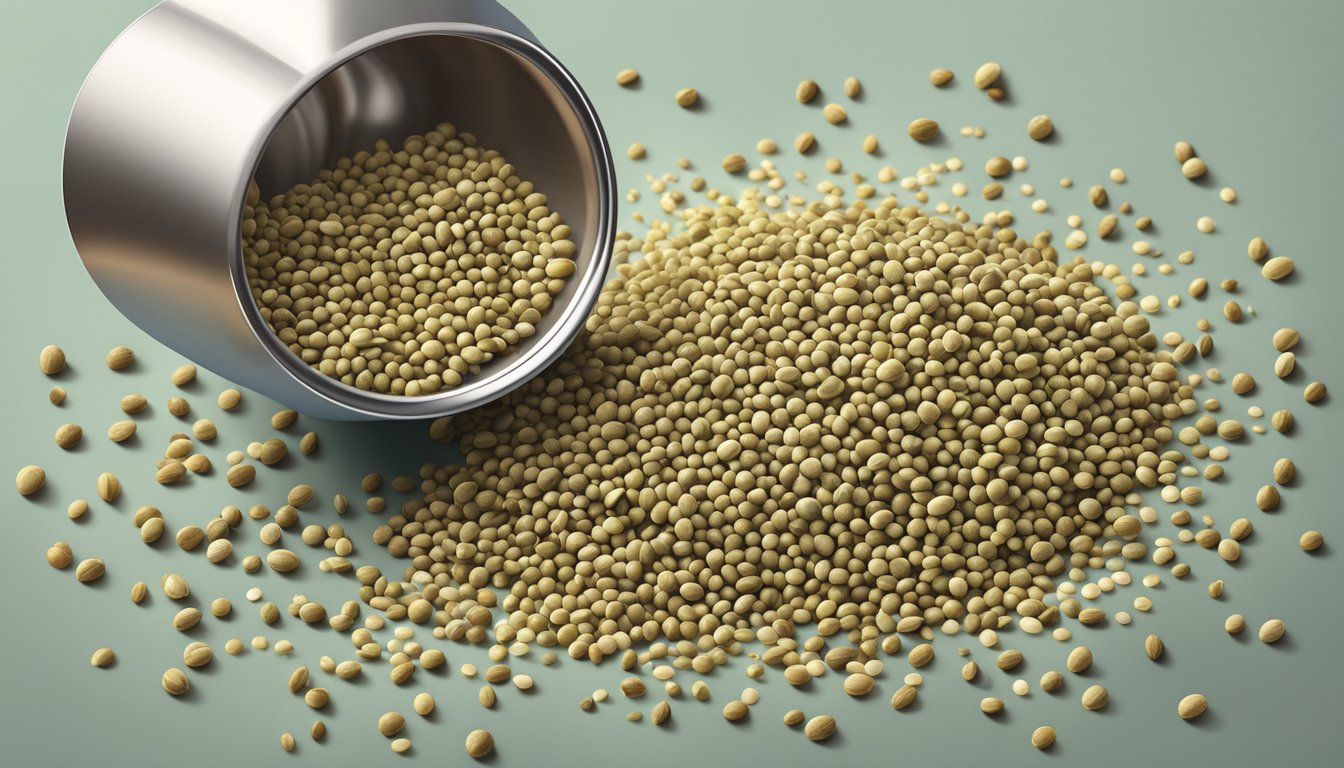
<box><xmin>1275</xmin><ymin>352</ymin><xmax>1296</xmax><ymax>379</ymax></box>
<box><xmin>1145</xmin><ymin>634</ymin><xmax>1164</xmax><ymax>660</ymax></box>
<box><xmin>288</xmin><ymin>666</ymin><xmax>309</xmax><ymax>693</ymax></box>
<box><xmin>162</xmin><ymin>574</ymin><xmax>190</xmax><ymax>600</ymax></box>
<box><xmin>304</xmin><ymin>688</ymin><xmax>329</xmax><ymax>709</ymax></box>
<box><xmin>620</xmin><ymin>677</ymin><xmax>646</xmax><ymax>698</ymax></box>
<box><xmin>130</xmin><ymin>581</ymin><xmax>148</xmax><ymax>604</ymax></box>
<box><xmin>890</xmin><ymin>685</ymin><xmax>917</xmax><ymax>711</ymax></box>
<box><xmin>722</xmin><ymin>154</ymin><xmax>747</xmax><ymax>174</ymax></box>
<box><xmin>908</xmin><ymin>643</ymin><xmax>934</xmax><ymax>667</ymax></box>
<box><xmin>783</xmin><ymin>708</ymin><xmax>805</xmax><ymax>726</ymax></box>
<box><xmin>16</xmin><ymin>465</ymin><xmax>45</xmax><ymax>496</ymax></box>
<box><xmin>1226</xmin><ymin>614</ymin><xmax>1246</xmax><ymax>634</ymax></box>
<box><xmin>907</xmin><ymin>118</ymin><xmax>939</xmax><ymax>142</ymax></box>
<box><xmin>1181</xmin><ymin>157</ymin><xmax>1207</xmax><ymax>179</ymax></box>
<box><xmin>1040</xmin><ymin>671</ymin><xmax>1064</xmax><ymax>693</ymax></box>
<box><xmin>91</xmin><ymin>647</ymin><xmax>116</xmax><ymax>668</ymax></box>
<box><xmin>211</xmin><ymin>597</ymin><xmax>231</xmax><ymax>617</ymax></box>
<box><xmin>822</xmin><ymin>103</ymin><xmax>847</xmax><ymax>124</ymax></box>
<box><xmin>804</xmin><ymin>714</ymin><xmax>836</xmax><ymax>741</ymax></box>
<box><xmin>651</xmin><ymin>700</ymin><xmax>671</xmax><ymax>726</ymax></box>
<box><xmin>1178</xmin><ymin>693</ymin><xmax>1208</xmax><ymax>720</ymax></box>
<box><xmin>378</xmin><ymin>711</ymin><xmax>405</xmax><ymax>737</ymax></box>
<box><xmin>414</xmin><ymin>692</ymin><xmax>435</xmax><ymax>716</ymax></box>
<box><xmin>1232</xmin><ymin>372</ymin><xmax>1256</xmax><ymax>395</ymax></box>
<box><xmin>271</xmin><ymin>409</ymin><xmax>298</xmax><ymax>430</ymax></box>
<box><xmin>794</xmin><ymin>131</ymin><xmax>817</xmax><ymax>154</ymax></box>
<box><xmin>1261</xmin><ymin>256</ymin><xmax>1295</xmax><ymax>281</ymax></box>
<box><xmin>1304</xmin><ymin>380</ymin><xmax>1328</xmax><ymax>403</ymax></box>
<box><xmin>465</xmin><ymin>729</ymin><xmax>494</xmax><ymax>758</ymax></box>
<box><xmin>478</xmin><ymin>686</ymin><xmax>495</xmax><ymax>708</ymax></box>
<box><xmin>183</xmin><ymin>641</ymin><xmax>213</xmax><ymax>667</ymax></box>
<box><xmin>55</xmin><ymin>423</ymin><xmax>83</xmax><ymax>449</ymax></box>
<box><xmin>49</xmin><ymin>387</ymin><xmax>66</xmax><ymax>405</ymax></box>
<box><xmin>167</xmin><ymin>396</ymin><xmax>189</xmax><ymax>417</ymax></box>
<box><xmin>46</xmin><ymin>542</ymin><xmax>73</xmax><ymax>569</ymax></box>
<box><xmin>1031</xmin><ymin>726</ymin><xmax>1056</xmax><ymax>749</ymax></box>
<box><xmin>1027</xmin><ymin>114</ymin><xmax>1054</xmax><ymax>141</ymax></box>
<box><xmin>264</xmin><ymin>549</ymin><xmax>299</xmax><ymax>574</ymax></box>
<box><xmin>162</xmin><ymin>668</ymin><xmax>189</xmax><ymax>696</ymax></box>
<box><xmin>75</xmin><ymin>558</ymin><xmax>105</xmax><ymax>583</ymax></box>
<box><xmin>980</xmin><ymin>697</ymin><xmax>1004</xmax><ymax>715</ymax></box>
<box><xmin>217</xmin><ymin>389</ymin><xmax>242</xmax><ymax>410</ymax></box>
<box><xmin>842</xmin><ymin>76</ymin><xmax>861</xmax><ymax>97</ymax></box>
<box><xmin>1081</xmin><ymin>684</ymin><xmax>1109</xmax><ymax>711</ymax></box>
<box><xmin>1272</xmin><ymin>327</ymin><xmax>1300</xmax><ymax>352</ymax></box>
<box><xmin>615</xmin><ymin>68</ymin><xmax>639</xmax><ymax>86</ymax></box>
<box><xmin>1300</xmin><ymin>530</ymin><xmax>1324</xmax><ymax>551</ymax></box>
<box><xmin>106</xmin><ymin>345</ymin><xmax>134</xmax><ymax>370</ymax></box>
<box><xmin>172</xmin><ymin>607</ymin><xmax>201</xmax><ymax>631</ymax></box>
<box><xmin>843</xmin><ymin>673</ymin><xmax>874</xmax><ymax>697</ymax></box>
<box><xmin>930</xmin><ymin>68</ymin><xmax>954</xmax><ymax>87</ymax></box>
<box><xmin>39</xmin><ymin>344</ymin><xmax>67</xmax><ymax>375</ymax></box>
<box><xmin>1259</xmin><ymin>619</ymin><xmax>1286</xmax><ymax>644</ymax></box>
<box><xmin>176</xmin><ymin>525</ymin><xmax>204</xmax><ymax>551</ymax></box>
<box><xmin>973</xmin><ymin>62</ymin><xmax>1001</xmax><ymax>89</ymax></box>
<box><xmin>1066</xmin><ymin>646</ymin><xmax>1092</xmax><ymax>674</ymax></box>
<box><xmin>795</xmin><ymin>79</ymin><xmax>819</xmax><ymax>103</ymax></box>
<box><xmin>674</xmin><ymin>88</ymin><xmax>698</xmax><ymax>108</ymax></box>
<box><xmin>171</xmin><ymin>363</ymin><xmax>197</xmax><ymax>386</ymax></box>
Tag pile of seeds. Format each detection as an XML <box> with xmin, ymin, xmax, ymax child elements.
<box><xmin>243</xmin><ymin>122</ymin><xmax>578</xmax><ymax>396</ymax></box>
<box><xmin>22</xmin><ymin>62</ymin><xmax>1332</xmax><ymax>759</ymax></box>
<box><xmin>403</xmin><ymin>197</ymin><xmax>1194</xmax><ymax>655</ymax></box>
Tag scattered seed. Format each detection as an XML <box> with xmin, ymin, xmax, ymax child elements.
<box><xmin>907</xmin><ymin>118</ymin><xmax>939</xmax><ymax>142</ymax></box>
<box><xmin>1258</xmin><ymin>619</ymin><xmax>1286</xmax><ymax>644</ymax></box>
<box><xmin>1178</xmin><ymin>693</ymin><xmax>1208</xmax><ymax>720</ymax></box>
<box><xmin>106</xmin><ymin>345</ymin><xmax>134</xmax><ymax>370</ymax></box>
<box><xmin>91</xmin><ymin>647</ymin><xmax>116</xmax><ymax>668</ymax></box>
<box><xmin>616</xmin><ymin>68</ymin><xmax>639</xmax><ymax>86</ymax></box>
<box><xmin>465</xmin><ymin>729</ymin><xmax>494</xmax><ymax>759</ymax></box>
<box><xmin>162</xmin><ymin>668</ymin><xmax>189</xmax><ymax>696</ymax></box>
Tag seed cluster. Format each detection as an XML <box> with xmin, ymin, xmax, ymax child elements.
<box><xmin>243</xmin><ymin>123</ymin><xmax>578</xmax><ymax>396</ymax></box>
<box><xmin>389</xmin><ymin>194</ymin><xmax>1194</xmax><ymax>659</ymax></box>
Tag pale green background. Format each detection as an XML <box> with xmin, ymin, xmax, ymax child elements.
<box><xmin>1</xmin><ymin>1</ymin><xmax>1340</xmax><ymax>765</ymax></box>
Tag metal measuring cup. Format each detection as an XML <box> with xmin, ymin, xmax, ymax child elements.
<box><xmin>64</xmin><ymin>0</ymin><xmax>615</xmax><ymax>419</ymax></box>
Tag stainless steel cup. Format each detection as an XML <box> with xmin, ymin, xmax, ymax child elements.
<box><xmin>64</xmin><ymin>0</ymin><xmax>615</xmax><ymax>419</ymax></box>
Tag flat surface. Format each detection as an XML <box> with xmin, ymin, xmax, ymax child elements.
<box><xmin>1</xmin><ymin>1</ymin><xmax>1341</xmax><ymax>766</ymax></box>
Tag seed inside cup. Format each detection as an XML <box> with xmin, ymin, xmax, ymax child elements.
<box><xmin>242</xmin><ymin>123</ymin><xmax>578</xmax><ymax>397</ymax></box>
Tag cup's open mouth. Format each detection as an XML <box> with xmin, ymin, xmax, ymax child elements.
<box><xmin>235</xmin><ymin>24</ymin><xmax>615</xmax><ymax>419</ymax></box>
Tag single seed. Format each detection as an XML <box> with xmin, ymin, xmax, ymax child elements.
<box><xmin>1031</xmin><ymin>726</ymin><xmax>1056</xmax><ymax>750</ymax></box>
<box><xmin>378</xmin><ymin>711</ymin><xmax>405</xmax><ymax>737</ymax></box>
<box><xmin>414</xmin><ymin>692</ymin><xmax>435</xmax><ymax>716</ymax></box>
<box><xmin>171</xmin><ymin>364</ymin><xmax>197</xmax><ymax>386</ymax></box>
<box><xmin>615</xmin><ymin>68</ymin><xmax>639</xmax><ymax>86</ymax></box>
<box><xmin>1259</xmin><ymin>619</ymin><xmax>1286</xmax><ymax>644</ymax></box>
<box><xmin>722</xmin><ymin>154</ymin><xmax>747</xmax><ymax>174</ymax></box>
<box><xmin>907</xmin><ymin>118</ymin><xmax>939</xmax><ymax>142</ymax></box>
<box><xmin>267</xmin><ymin>549</ymin><xmax>300</xmax><ymax>573</ymax></box>
<box><xmin>1262</xmin><ymin>256</ymin><xmax>1295</xmax><ymax>281</ymax></box>
<box><xmin>91</xmin><ymin>647</ymin><xmax>116</xmax><ymax>668</ymax></box>
<box><xmin>804</xmin><ymin>714</ymin><xmax>836</xmax><ymax>741</ymax></box>
<box><xmin>1178</xmin><ymin>693</ymin><xmax>1208</xmax><ymax>720</ymax></box>
<box><xmin>162</xmin><ymin>668</ymin><xmax>189</xmax><ymax>696</ymax></box>
<box><xmin>1300</xmin><ymin>530</ymin><xmax>1324</xmax><ymax>551</ymax></box>
<box><xmin>1081</xmin><ymin>684</ymin><xmax>1109</xmax><ymax>711</ymax></box>
<box><xmin>55</xmin><ymin>423</ymin><xmax>83</xmax><ymax>449</ymax></box>
<box><xmin>75</xmin><ymin>558</ymin><xmax>105</xmax><ymax>583</ymax></box>
<box><xmin>304</xmin><ymin>688</ymin><xmax>329</xmax><ymax>709</ymax></box>
<box><xmin>173</xmin><ymin>607</ymin><xmax>201</xmax><ymax>631</ymax></box>
<box><xmin>1226</xmin><ymin>614</ymin><xmax>1246</xmax><ymax>634</ymax></box>
<box><xmin>46</xmin><ymin>542</ymin><xmax>73</xmax><ymax>569</ymax></box>
<box><xmin>930</xmin><ymin>68</ymin><xmax>954</xmax><ymax>86</ymax></box>
<box><xmin>1182</xmin><ymin>157</ymin><xmax>1208</xmax><ymax>179</ymax></box>
<box><xmin>823</xmin><ymin>103</ymin><xmax>847</xmax><ymax>124</ymax></box>
<box><xmin>1304</xmin><ymin>381</ymin><xmax>1328</xmax><ymax>403</ymax></box>
<box><xmin>465</xmin><ymin>729</ymin><xmax>494</xmax><ymax>758</ymax></box>
<box><xmin>39</xmin><ymin>344</ymin><xmax>67</xmax><ymax>375</ymax></box>
<box><xmin>183</xmin><ymin>641</ymin><xmax>213</xmax><ymax>667</ymax></box>
<box><xmin>675</xmin><ymin>88</ymin><xmax>699</xmax><ymax>108</ymax></box>
<box><xmin>973</xmin><ymin>62</ymin><xmax>1001</xmax><ymax>89</ymax></box>
<box><xmin>217</xmin><ymin>389</ymin><xmax>241</xmax><ymax>410</ymax></box>
<box><xmin>131</xmin><ymin>581</ymin><xmax>148</xmax><ymax>604</ymax></box>
<box><xmin>1272</xmin><ymin>328</ymin><xmax>1300</xmax><ymax>353</ymax></box>
<box><xmin>106</xmin><ymin>345</ymin><xmax>134</xmax><ymax>370</ymax></box>
<box><xmin>162</xmin><ymin>574</ymin><xmax>190</xmax><ymax>600</ymax></box>
<box><xmin>1027</xmin><ymin>114</ymin><xmax>1054</xmax><ymax>141</ymax></box>
<box><xmin>1066</xmin><ymin>646</ymin><xmax>1092</xmax><ymax>674</ymax></box>
<box><xmin>16</xmin><ymin>465</ymin><xmax>45</xmax><ymax>496</ymax></box>
<box><xmin>890</xmin><ymin>685</ymin><xmax>917</xmax><ymax>711</ymax></box>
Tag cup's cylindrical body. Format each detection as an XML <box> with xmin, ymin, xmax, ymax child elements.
<box><xmin>64</xmin><ymin>0</ymin><xmax>615</xmax><ymax>419</ymax></box>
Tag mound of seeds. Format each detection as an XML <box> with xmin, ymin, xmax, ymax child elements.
<box><xmin>242</xmin><ymin>122</ymin><xmax>579</xmax><ymax>396</ymax></box>
<box><xmin>381</xmin><ymin>193</ymin><xmax>1194</xmax><ymax>655</ymax></box>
